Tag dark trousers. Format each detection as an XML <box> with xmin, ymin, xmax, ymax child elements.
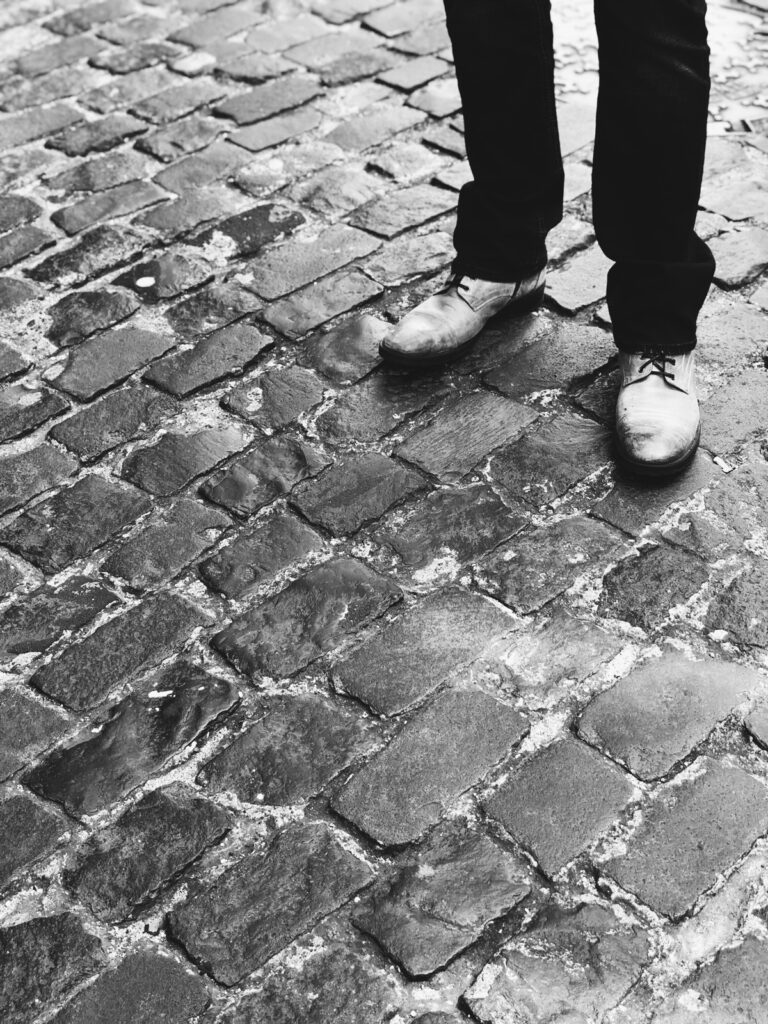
<box><xmin>444</xmin><ymin>0</ymin><xmax>716</xmax><ymax>353</ymax></box>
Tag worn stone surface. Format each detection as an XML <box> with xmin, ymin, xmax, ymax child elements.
<box><xmin>464</xmin><ymin>904</ymin><xmax>649</xmax><ymax>1024</ymax></box>
<box><xmin>333</xmin><ymin>688</ymin><xmax>528</xmax><ymax>845</ymax></box>
<box><xmin>317</xmin><ymin>368</ymin><xmax>447</xmax><ymax>442</ymax></box>
<box><xmin>122</xmin><ymin>425</ymin><xmax>247</xmax><ymax>496</ymax></box>
<box><xmin>705</xmin><ymin>561</ymin><xmax>768</xmax><ymax>647</ymax></box>
<box><xmin>26</xmin><ymin>662</ymin><xmax>237</xmax><ymax>815</ymax></box>
<box><xmin>50</xmin><ymin>326</ymin><xmax>176</xmax><ymax>400</ymax></box>
<box><xmin>26</xmin><ymin>224</ymin><xmax>149</xmax><ymax>287</ymax></box>
<box><xmin>0</xmin><ymin>575</ymin><xmax>118</xmax><ymax>659</ymax></box>
<box><xmin>168</xmin><ymin>823</ymin><xmax>374</xmax><ymax>985</ymax></box>
<box><xmin>65</xmin><ymin>785</ymin><xmax>231</xmax><ymax>921</ymax></box>
<box><xmin>476</xmin><ymin>516</ymin><xmax>625</xmax><ymax>614</ymax></box>
<box><xmin>349</xmin><ymin>182</ymin><xmax>455</xmax><ymax>238</ymax></box>
<box><xmin>598</xmin><ymin>543</ymin><xmax>709</xmax><ymax>630</ymax></box>
<box><xmin>214</xmin><ymin>556</ymin><xmax>401</xmax><ymax>677</ymax></box>
<box><xmin>144</xmin><ymin>322</ymin><xmax>273</xmax><ymax>396</ymax></box>
<box><xmin>486</xmin><ymin>737</ymin><xmax>634</xmax><ymax>877</ymax></box>
<box><xmin>47</xmin><ymin>289</ymin><xmax>140</xmax><ymax>346</ymax></box>
<box><xmin>29</xmin><ymin>591</ymin><xmax>210</xmax><ymax>711</ymax></box>
<box><xmin>199</xmin><ymin>512</ymin><xmax>323</xmax><ymax>598</ymax></box>
<box><xmin>114</xmin><ymin>252</ymin><xmax>213</xmax><ymax>302</ymax></box>
<box><xmin>0</xmin><ymin>690</ymin><xmax>70</xmax><ymax>781</ymax></box>
<box><xmin>0</xmin><ymin>443</ymin><xmax>78</xmax><ymax>516</ymax></box>
<box><xmin>102</xmin><ymin>497</ymin><xmax>229</xmax><ymax>590</ymax></box>
<box><xmin>0</xmin><ymin>383</ymin><xmax>69</xmax><ymax>442</ymax></box>
<box><xmin>0</xmin><ymin>794</ymin><xmax>66</xmax><ymax>888</ymax></box>
<box><xmin>579</xmin><ymin>652</ymin><xmax>760</xmax><ymax>781</ymax></box>
<box><xmin>50</xmin><ymin>951</ymin><xmax>210</xmax><ymax>1024</ymax></box>
<box><xmin>290</xmin><ymin>451</ymin><xmax>423</xmax><ymax>535</ymax></box>
<box><xmin>199</xmin><ymin>692</ymin><xmax>377</xmax><ymax>804</ymax></box>
<box><xmin>355</xmin><ymin>819</ymin><xmax>532</xmax><ymax>976</ymax></box>
<box><xmin>0</xmin><ymin>476</ymin><xmax>150</xmax><ymax>574</ymax></box>
<box><xmin>222</xmin><ymin>364</ymin><xmax>326</xmax><ymax>429</ymax></box>
<box><xmin>264</xmin><ymin>264</ymin><xmax>383</xmax><ymax>337</ymax></box>
<box><xmin>298</xmin><ymin>312</ymin><xmax>386</xmax><ymax>382</ymax></box>
<box><xmin>334</xmin><ymin>589</ymin><xmax>515</xmax><ymax>716</ymax></box>
<box><xmin>0</xmin><ymin>914</ymin><xmax>105</xmax><ymax>1024</ymax></box>
<box><xmin>200</xmin><ymin>434</ymin><xmax>330</xmax><ymax>517</ymax></box>
<box><xmin>191</xmin><ymin>202</ymin><xmax>304</xmax><ymax>256</ymax></box>
<box><xmin>603</xmin><ymin>760</ymin><xmax>768</xmax><ymax>918</ymax></box>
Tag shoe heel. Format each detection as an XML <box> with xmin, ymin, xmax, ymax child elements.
<box><xmin>512</xmin><ymin>283</ymin><xmax>546</xmax><ymax>314</ymax></box>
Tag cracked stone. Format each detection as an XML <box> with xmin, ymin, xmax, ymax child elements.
<box><xmin>485</xmin><ymin>737</ymin><xmax>634</xmax><ymax>877</ymax></box>
<box><xmin>598</xmin><ymin>544</ymin><xmax>709</xmax><ymax>630</ymax></box>
<box><xmin>102</xmin><ymin>497</ymin><xmax>229</xmax><ymax>590</ymax></box>
<box><xmin>334</xmin><ymin>589</ymin><xmax>515</xmax><ymax>716</ymax></box>
<box><xmin>26</xmin><ymin>662</ymin><xmax>237</xmax><ymax>815</ymax></box>
<box><xmin>28</xmin><ymin>591</ymin><xmax>210</xmax><ymax>711</ymax></box>
<box><xmin>476</xmin><ymin>516</ymin><xmax>626</xmax><ymax>614</ymax></box>
<box><xmin>167</xmin><ymin>823</ymin><xmax>374</xmax><ymax>985</ymax></box>
<box><xmin>198</xmin><ymin>692</ymin><xmax>378</xmax><ymax>804</ymax></box>
<box><xmin>64</xmin><ymin>785</ymin><xmax>231</xmax><ymax>922</ymax></box>
<box><xmin>0</xmin><ymin>443</ymin><xmax>78</xmax><ymax>516</ymax></box>
<box><xmin>122</xmin><ymin>425</ymin><xmax>248</xmax><ymax>496</ymax></box>
<box><xmin>0</xmin><ymin>794</ymin><xmax>67</xmax><ymax>889</ymax></box>
<box><xmin>144</xmin><ymin>322</ymin><xmax>272</xmax><ymax>396</ymax></box>
<box><xmin>0</xmin><ymin>914</ymin><xmax>105</xmax><ymax>1024</ymax></box>
<box><xmin>333</xmin><ymin>688</ymin><xmax>528</xmax><ymax>846</ymax></box>
<box><xmin>47</xmin><ymin>289</ymin><xmax>140</xmax><ymax>346</ymax></box>
<box><xmin>214</xmin><ymin>556</ymin><xmax>401</xmax><ymax>678</ymax></box>
<box><xmin>222</xmin><ymin>364</ymin><xmax>326</xmax><ymax>430</ymax></box>
<box><xmin>200</xmin><ymin>435</ymin><xmax>330</xmax><ymax>517</ymax></box>
<box><xmin>355</xmin><ymin>819</ymin><xmax>532</xmax><ymax>977</ymax></box>
<box><xmin>49</xmin><ymin>385</ymin><xmax>175</xmax><ymax>463</ymax></box>
<box><xmin>0</xmin><ymin>690</ymin><xmax>70</xmax><ymax>781</ymax></box>
<box><xmin>199</xmin><ymin>512</ymin><xmax>324</xmax><ymax>598</ymax></box>
<box><xmin>603</xmin><ymin>759</ymin><xmax>768</xmax><ymax>919</ymax></box>
<box><xmin>0</xmin><ymin>475</ymin><xmax>150</xmax><ymax>575</ymax></box>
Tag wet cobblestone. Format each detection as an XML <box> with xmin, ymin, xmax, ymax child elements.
<box><xmin>2</xmin><ymin>1</ymin><xmax>768</xmax><ymax>1021</ymax></box>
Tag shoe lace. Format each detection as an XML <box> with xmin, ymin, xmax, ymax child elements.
<box><xmin>638</xmin><ymin>351</ymin><xmax>676</xmax><ymax>382</ymax></box>
<box><xmin>438</xmin><ymin>272</ymin><xmax>471</xmax><ymax>298</ymax></box>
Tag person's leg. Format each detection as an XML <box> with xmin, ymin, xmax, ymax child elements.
<box><xmin>593</xmin><ymin>0</ymin><xmax>714</xmax><ymax>354</ymax></box>
<box><xmin>445</xmin><ymin>0</ymin><xmax>564</xmax><ymax>282</ymax></box>
<box><xmin>592</xmin><ymin>0</ymin><xmax>714</xmax><ymax>475</ymax></box>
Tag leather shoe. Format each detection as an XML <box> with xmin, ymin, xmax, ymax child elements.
<box><xmin>379</xmin><ymin>269</ymin><xmax>546</xmax><ymax>368</ymax></box>
<box><xmin>615</xmin><ymin>350</ymin><xmax>700</xmax><ymax>476</ymax></box>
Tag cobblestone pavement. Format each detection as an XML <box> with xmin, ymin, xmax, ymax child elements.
<box><xmin>1</xmin><ymin>0</ymin><xmax>768</xmax><ymax>1021</ymax></box>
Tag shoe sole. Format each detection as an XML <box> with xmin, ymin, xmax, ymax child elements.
<box><xmin>614</xmin><ymin>423</ymin><xmax>701</xmax><ymax>479</ymax></box>
<box><xmin>378</xmin><ymin>283</ymin><xmax>546</xmax><ymax>370</ymax></box>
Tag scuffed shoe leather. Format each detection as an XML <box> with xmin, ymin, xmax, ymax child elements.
<box><xmin>615</xmin><ymin>350</ymin><xmax>700</xmax><ymax>476</ymax></box>
<box><xmin>379</xmin><ymin>268</ymin><xmax>546</xmax><ymax>367</ymax></box>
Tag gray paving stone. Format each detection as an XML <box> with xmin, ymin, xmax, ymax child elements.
<box><xmin>28</xmin><ymin>592</ymin><xmax>210</xmax><ymax>711</ymax></box>
<box><xmin>0</xmin><ymin>576</ymin><xmax>118</xmax><ymax>659</ymax></box>
<box><xmin>52</xmin><ymin>181</ymin><xmax>166</xmax><ymax>236</ymax></box>
<box><xmin>0</xmin><ymin>195</ymin><xmax>41</xmax><ymax>233</ymax></box>
<box><xmin>26</xmin><ymin>224</ymin><xmax>149</xmax><ymax>287</ymax></box>
<box><xmin>333</xmin><ymin>688</ymin><xmax>528</xmax><ymax>845</ymax></box>
<box><xmin>214</xmin><ymin>556</ymin><xmax>401</xmax><ymax>677</ymax></box>
<box><xmin>334</xmin><ymin>589</ymin><xmax>515</xmax><ymax>716</ymax></box>
<box><xmin>349</xmin><ymin>182</ymin><xmax>455</xmax><ymax>237</ymax></box>
<box><xmin>167</xmin><ymin>822</ymin><xmax>374</xmax><ymax>985</ymax></box>
<box><xmin>46</xmin><ymin>113</ymin><xmax>147</xmax><ymax>157</ymax></box>
<box><xmin>317</xmin><ymin>369</ymin><xmax>447</xmax><ymax>442</ymax></box>
<box><xmin>45</xmin><ymin>0</ymin><xmax>136</xmax><ymax>35</ymax></box>
<box><xmin>27</xmin><ymin>663</ymin><xmax>236</xmax><ymax>817</ymax></box>
<box><xmin>216</xmin><ymin>76</ymin><xmax>319</xmax><ymax>124</ymax></box>
<box><xmin>229</xmin><ymin>106</ymin><xmax>322</xmax><ymax>151</ymax></box>
<box><xmin>167</xmin><ymin>281</ymin><xmax>261</xmax><ymax>336</ymax></box>
<box><xmin>284</xmin><ymin>26</ymin><xmax>379</xmax><ymax>69</ymax></box>
<box><xmin>598</xmin><ymin>543</ymin><xmax>709</xmax><ymax>630</ymax></box>
<box><xmin>135</xmin><ymin>114</ymin><xmax>225</xmax><ymax>162</ymax></box>
<box><xmin>290</xmin><ymin>452</ymin><xmax>423</xmax><ymax>535</ymax></box>
<box><xmin>191</xmin><ymin>202</ymin><xmax>304</xmax><ymax>256</ymax></box>
<box><xmin>486</xmin><ymin>737</ymin><xmax>634</xmax><ymax>877</ymax></box>
<box><xmin>115</xmin><ymin>252</ymin><xmax>214</xmax><ymax>301</ymax></box>
<box><xmin>153</xmin><ymin>140</ymin><xmax>252</xmax><ymax>193</ymax></box>
<box><xmin>464</xmin><ymin>904</ymin><xmax>649</xmax><ymax>1024</ymax></box>
<box><xmin>0</xmin><ymin>690</ymin><xmax>70</xmax><ymax>781</ymax></box>
<box><xmin>363</xmin><ymin>227</ymin><xmax>452</xmax><ymax>284</ymax></box>
<box><xmin>64</xmin><ymin>785</ymin><xmax>230</xmax><ymax>922</ymax></box>
<box><xmin>198</xmin><ymin>692</ymin><xmax>378</xmax><ymax>803</ymax></box>
<box><xmin>298</xmin><ymin>312</ymin><xmax>386</xmax><ymax>382</ymax></box>
<box><xmin>324</xmin><ymin>102</ymin><xmax>425</xmax><ymax>150</ymax></box>
<box><xmin>222</xmin><ymin>364</ymin><xmax>326</xmax><ymax>429</ymax></box>
<box><xmin>102</xmin><ymin>497</ymin><xmax>229</xmax><ymax>590</ymax></box>
<box><xmin>50</xmin><ymin>950</ymin><xmax>210</xmax><ymax>1024</ymax></box>
<box><xmin>0</xmin><ymin>914</ymin><xmax>105</xmax><ymax>1024</ymax></box>
<box><xmin>397</xmin><ymin>391</ymin><xmax>538</xmax><ymax>481</ymax></box>
<box><xmin>603</xmin><ymin>759</ymin><xmax>768</xmax><ymax>918</ymax></box>
<box><xmin>390</xmin><ymin>19</ymin><xmax>450</xmax><ymax>55</ymax></box>
<box><xmin>476</xmin><ymin>516</ymin><xmax>626</xmax><ymax>614</ymax></box>
<box><xmin>90</xmin><ymin>40</ymin><xmax>181</xmax><ymax>75</ymax></box>
<box><xmin>364</xmin><ymin>0</ymin><xmax>443</xmax><ymax>37</ymax></box>
<box><xmin>579</xmin><ymin>652</ymin><xmax>761</xmax><ymax>782</ymax></box>
<box><xmin>0</xmin><ymin>277</ymin><xmax>39</xmax><ymax>312</ymax></box>
<box><xmin>706</xmin><ymin>560</ymin><xmax>768</xmax><ymax>647</ymax></box>
<box><xmin>355</xmin><ymin>818</ymin><xmax>532</xmax><ymax>977</ymax></box>
<box><xmin>379</xmin><ymin>54</ymin><xmax>448</xmax><ymax>91</ymax></box>
<box><xmin>710</xmin><ymin>225</ymin><xmax>768</xmax><ymax>288</ymax></box>
<box><xmin>0</xmin><ymin>103</ymin><xmax>82</xmax><ymax>150</ymax></box>
<box><xmin>0</xmin><ymin>223</ymin><xmax>55</xmax><ymax>268</ymax></box>
<box><xmin>546</xmin><ymin>244</ymin><xmax>612</xmax><ymax>313</ymax></box>
<box><xmin>134</xmin><ymin>183</ymin><xmax>247</xmax><ymax>236</ymax></box>
<box><xmin>245</xmin><ymin>222</ymin><xmax>380</xmax><ymax>300</ymax></box>
<box><xmin>701</xmin><ymin>368</ymin><xmax>768</xmax><ymax>456</ymax></box>
<box><xmin>81</xmin><ymin>64</ymin><xmax>177</xmax><ymax>115</ymax></box>
<box><xmin>170</xmin><ymin>2</ymin><xmax>265</xmax><ymax>47</ymax></box>
<box><xmin>0</xmin><ymin>795</ymin><xmax>67</xmax><ymax>889</ymax></box>
<box><xmin>0</xmin><ymin>476</ymin><xmax>151</xmax><ymax>575</ymax></box>
<box><xmin>746</xmin><ymin>707</ymin><xmax>768</xmax><ymax>750</ymax></box>
<box><xmin>49</xmin><ymin>385</ymin><xmax>175</xmax><ymax>463</ymax></box>
<box><xmin>219</xmin><ymin>940</ymin><xmax>404</xmax><ymax>1024</ymax></box>
<box><xmin>11</xmin><ymin>34</ymin><xmax>102</xmax><ymax>76</ymax></box>
<box><xmin>199</xmin><ymin>513</ymin><xmax>323</xmax><ymax>598</ymax></box>
<box><xmin>320</xmin><ymin>46</ymin><xmax>398</xmax><ymax>86</ymax></box>
<box><xmin>407</xmin><ymin>76</ymin><xmax>461</xmax><ymax>118</ymax></box>
<box><xmin>0</xmin><ymin>444</ymin><xmax>78</xmax><ymax>516</ymax></box>
<box><xmin>216</xmin><ymin>50</ymin><xmax>293</xmax><ymax>82</ymax></box>
<box><xmin>47</xmin><ymin>289</ymin><xmax>140</xmax><ymax>346</ymax></box>
<box><xmin>287</xmin><ymin>164</ymin><xmax>384</xmax><ymax>219</ymax></box>
<box><xmin>50</xmin><ymin>326</ymin><xmax>176</xmax><ymax>400</ymax></box>
<box><xmin>381</xmin><ymin>490</ymin><xmax>515</xmax><ymax>572</ymax></box>
<box><xmin>122</xmin><ymin>425</ymin><xmax>247</xmax><ymax>496</ymax></box>
<box><xmin>130</xmin><ymin>79</ymin><xmax>226</xmax><ymax>124</ymax></box>
<box><xmin>144</xmin><ymin>323</ymin><xmax>272</xmax><ymax>396</ymax></box>
<box><xmin>200</xmin><ymin>435</ymin><xmax>330</xmax><ymax>517</ymax></box>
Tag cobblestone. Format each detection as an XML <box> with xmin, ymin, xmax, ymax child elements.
<box><xmin>47</xmin><ymin>289</ymin><xmax>140</xmax><ymax>346</ymax></box>
<box><xmin>49</xmin><ymin>384</ymin><xmax>174</xmax><ymax>461</ymax></box>
<box><xmin>0</xmin><ymin>794</ymin><xmax>67</xmax><ymax>888</ymax></box>
<box><xmin>0</xmin><ymin>690</ymin><xmax>70</xmax><ymax>781</ymax></box>
<box><xmin>0</xmin><ymin>443</ymin><xmax>78</xmax><ymax>515</ymax></box>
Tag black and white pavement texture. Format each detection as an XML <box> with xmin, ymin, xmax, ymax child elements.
<box><xmin>1</xmin><ymin>0</ymin><xmax>768</xmax><ymax>1021</ymax></box>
